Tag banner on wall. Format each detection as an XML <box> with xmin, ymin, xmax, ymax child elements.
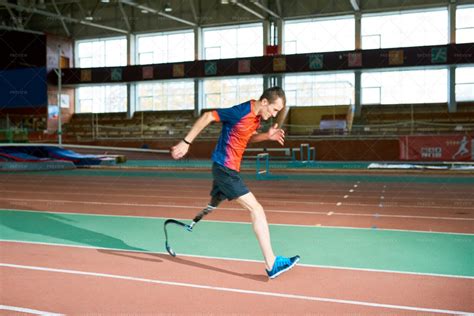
<box><xmin>399</xmin><ymin>135</ymin><xmax>473</xmax><ymax>161</ymax></box>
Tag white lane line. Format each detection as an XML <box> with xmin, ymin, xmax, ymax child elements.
<box><xmin>0</xmin><ymin>189</ymin><xmax>362</xmax><ymax>201</ymax></box>
<box><xmin>3</xmin><ymin>187</ymin><xmax>473</xmax><ymax>203</ymax></box>
<box><xmin>0</xmin><ymin>263</ymin><xmax>471</xmax><ymax>315</ymax></box>
<box><xmin>0</xmin><ymin>203</ymin><xmax>474</xmax><ymax>223</ymax></box>
<box><xmin>1</xmin><ymin>240</ymin><xmax>473</xmax><ymax>279</ymax></box>
<box><xmin>2</xmin><ymin>197</ymin><xmax>473</xmax><ymax>221</ymax></box>
<box><xmin>0</xmin><ymin>305</ymin><xmax>63</xmax><ymax>315</ymax></box>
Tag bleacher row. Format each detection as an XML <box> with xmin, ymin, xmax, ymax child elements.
<box><xmin>351</xmin><ymin>102</ymin><xmax>474</xmax><ymax>136</ymax></box>
<box><xmin>63</xmin><ymin>111</ymin><xmax>222</xmax><ymax>141</ymax></box>
<box><xmin>62</xmin><ymin>103</ymin><xmax>474</xmax><ymax>141</ymax></box>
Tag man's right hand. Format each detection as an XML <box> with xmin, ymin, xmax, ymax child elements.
<box><xmin>170</xmin><ymin>141</ymin><xmax>189</xmax><ymax>159</ymax></box>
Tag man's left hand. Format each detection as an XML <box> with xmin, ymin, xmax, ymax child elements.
<box><xmin>268</xmin><ymin>123</ymin><xmax>285</xmax><ymax>146</ymax></box>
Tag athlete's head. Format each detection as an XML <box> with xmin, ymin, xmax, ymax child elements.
<box><xmin>259</xmin><ymin>87</ymin><xmax>286</xmax><ymax>120</ymax></box>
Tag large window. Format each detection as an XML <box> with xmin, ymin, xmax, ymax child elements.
<box><xmin>456</xmin><ymin>6</ymin><xmax>474</xmax><ymax>44</ymax></box>
<box><xmin>284</xmin><ymin>73</ymin><xmax>354</xmax><ymax>106</ymax></box>
<box><xmin>136</xmin><ymin>30</ymin><xmax>194</xmax><ymax>64</ymax></box>
<box><xmin>361</xmin><ymin>68</ymin><xmax>448</xmax><ymax>104</ymax></box>
<box><xmin>202</xmin><ymin>24</ymin><xmax>263</xmax><ymax>59</ymax></box>
<box><xmin>284</xmin><ymin>16</ymin><xmax>355</xmax><ymax>54</ymax></box>
<box><xmin>76</xmin><ymin>85</ymin><xmax>127</xmax><ymax>113</ymax></box>
<box><xmin>362</xmin><ymin>9</ymin><xmax>448</xmax><ymax>49</ymax></box>
<box><xmin>456</xmin><ymin>66</ymin><xmax>474</xmax><ymax>101</ymax></box>
<box><xmin>76</xmin><ymin>37</ymin><xmax>126</xmax><ymax>68</ymax></box>
<box><xmin>136</xmin><ymin>80</ymin><xmax>194</xmax><ymax>111</ymax></box>
<box><xmin>203</xmin><ymin>77</ymin><xmax>263</xmax><ymax>109</ymax></box>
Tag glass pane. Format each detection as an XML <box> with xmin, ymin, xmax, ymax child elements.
<box><xmin>106</xmin><ymin>85</ymin><xmax>127</xmax><ymax>112</ymax></box>
<box><xmin>361</xmin><ymin>35</ymin><xmax>381</xmax><ymax>49</ymax></box>
<box><xmin>92</xmin><ymin>41</ymin><xmax>105</xmax><ymax>67</ymax></box>
<box><xmin>76</xmin><ymin>37</ymin><xmax>126</xmax><ymax>68</ymax></box>
<box><xmin>105</xmin><ymin>39</ymin><xmax>126</xmax><ymax>67</ymax></box>
<box><xmin>283</xmin><ymin>73</ymin><xmax>354</xmax><ymax>106</ymax></box>
<box><xmin>136</xmin><ymin>81</ymin><xmax>194</xmax><ymax>111</ymax></box>
<box><xmin>285</xmin><ymin>90</ymin><xmax>297</xmax><ymax>106</ymax></box>
<box><xmin>137</xmin><ymin>31</ymin><xmax>194</xmax><ymax>64</ymax></box>
<box><xmin>284</xmin><ymin>41</ymin><xmax>297</xmax><ymax>54</ymax></box>
<box><xmin>284</xmin><ymin>17</ymin><xmax>355</xmax><ymax>54</ymax></box>
<box><xmin>79</xmin><ymin>99</ymin><xmax>92</xmax><ymax>113</ymax></box>
<box><xmin>456</xmin><ymin>66</ymin><xmax>474</xmax><ymax>101</ymax></box>
<box><xmin>203</xmin><ymin>24</ymin><xmax>262</xmax><ymax>59</ymax></box>
<box><xmin>362</xmin><ymin>9</ymin><xmax>448</xmax><ymax>49</ymax></box>
<box><xmin>167</xmin><ymin>32</ymin><xmax>194</xmax><ymax>62</ymax></box>
<box><xmin>237</xmin><ymin>26</ymin><xmax>263</xmax><ymax>57</ymax></box>
<box><xmin>77</xmin><ymin>42</ymin><xmax>92</xmax><ymax>57</ymax></box>
<box><xmin>203</xmin><ymin>77</ymin><xmax>263</xmax><ymax>108</ymax></box>
<box><xmin>456</xmin><ymin>66</ymin><xmax>474</xmax><ymax>83</ymax></box>
<box><xmin>361</xmin><ymin>68</ymin><xmax>447</xmax><ymax>104</ymax></box>
<box><xmin>220</xmin><ymin>29</ymin><xmax>237</xmax><ymax>59</ymax></box>
<box><xmin>205</xmin><ymin>93</ymin><xmax>221</xmax><ymax>108</ymax></box>
<box><xmin>205</xmin><ymin>47</ymin><xmax>221</xmax><ymax>60</ymax></box>
<box><xmin>79</xmin><ymin>57</ymin><xmax>92</xmax><ymax>68</ymax></box>
<box><xmin>139</xmin><ymin>97</ymin><xmax>154</xmax><ymax>111</ymax></box>
<box><xmin>456</xmin><ymin>83</ymin><xmax>474</xmax><ymax>101</ymax></box>
<box><xmin>361</xmin><ymin>87</ymin><xmax>381</xmax><ymax>104</ymax></box>
<box><xmin>457</xmin><ymin>28</ymin><xmax>474</xmax><ymax>44</ymax></box>
<box><xmin>456</xmin><ymin>6</ymin><xmax>474</xmax><ymax>29</ymax></box>
<box><xmin>138</xmin><ymin>36</ymin><xmax>154</xmax><ymax>53</ymax></box>
<box><xmin>139</xmin><ymin>52</ymin><xmax>153</xmax><ymax>65</ymax></box>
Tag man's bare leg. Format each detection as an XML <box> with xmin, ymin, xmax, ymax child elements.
<box><xmin>236</xmin><ymin>192</ymin><xmax>276</xmax><ymax>270</ymax></box>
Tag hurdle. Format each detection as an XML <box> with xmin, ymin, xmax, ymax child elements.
<box><xmin>245</xmin><ymin>147</ymin><xmax>291</xmax><ymax>160</ymax></box>
<box><xmin>291</xmin><ymin>143</ymin><xmax>316</xmax><ymax>163</ymax></box>
<box><xmin>256</xmin><ymin>153</ymin><xmax>270</xmax><ymax>179</ymax></box>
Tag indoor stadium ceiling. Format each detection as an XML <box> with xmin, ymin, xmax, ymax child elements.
<box><xmin>0</xmin><ymin>0</ymin><xmax>473</xmax><ymax>38</ymax></box>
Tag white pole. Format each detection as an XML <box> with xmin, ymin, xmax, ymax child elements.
<box><xmin>57</xmin><ymin>45</ymin><xmax>63</xmax><ymax>145</ymax></box>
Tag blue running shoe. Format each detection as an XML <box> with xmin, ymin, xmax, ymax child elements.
<box><xmin>266</xmin><ymin>255</ymin><xmax>300</xmax><ymax>279</ymax></box>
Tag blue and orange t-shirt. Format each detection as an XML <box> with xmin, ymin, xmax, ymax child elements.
<box><xmin>211</xmin><ymin>100</ymin><xmax>261</xmax><ymax>172</ymax></box>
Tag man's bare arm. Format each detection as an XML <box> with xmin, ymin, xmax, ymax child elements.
<box><xmin>171</xmin><ymin>111</ymin><xmax>216</xmax><ymax>159</ymax></box>
<box><xmin>249</xmin><ymin>124</ymin><xmax>285</xmax><ymax>146</ymax></box>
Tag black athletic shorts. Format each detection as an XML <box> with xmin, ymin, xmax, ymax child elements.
<box><xmin>210</xmin><ymin>162</ymin><xmax>249</xmax><ymax>201</ymax></box>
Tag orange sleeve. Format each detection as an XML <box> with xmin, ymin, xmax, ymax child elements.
<box><xmin>211</xmin><ymin>110</ymin><xmax>220</xmax><ymax>122</ymax></box>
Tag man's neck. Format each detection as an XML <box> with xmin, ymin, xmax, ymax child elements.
<box><xmin>253</xmin><ymin>100</ymin><xmax>262</xmax><ymax>115</ymax></box>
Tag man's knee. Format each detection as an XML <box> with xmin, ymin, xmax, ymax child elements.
<box><xmin>210</xmin><ymin>194</ymin><xmax>225</xmax><ymax>208</ymax></box>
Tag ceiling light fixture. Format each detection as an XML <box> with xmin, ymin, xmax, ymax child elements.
<box><xmin>85</xmin><ymin>11</ymin><xmax>94</xmax><ymax>21</ymax></box>
<box><xmin>163</xmin><ymin>3</ymin><xmax>172</xmax><ymax>12</ymax></box>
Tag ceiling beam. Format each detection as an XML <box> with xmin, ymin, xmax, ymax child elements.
<box><xmin>120</xmin><ymin>0</ymin><xmax>197</xmax><ymax>27</ymax></box>
<box><xmin>234</xmin><ymin>0</ymin><xmax>265</xmax><ymax>19</ymax></box>
<box><xmin>51</xmin><ymin>0</ymin><xmax>70</xmax><ymax>37</ymax></box>
<box><xmin>0</xmin><ymin>24</ymin><xmax>44</xmax><ymax>35</ymax></box>
<box><xmin>4</xmin><ymin>3</ymin><xmax>23</xmax><ymax>28</ymax></box>
<box><xmin>251</xmin><ymin>0</ymin><xmax>280</xmax><ymax>19</ymax></box>
<box><xmin>275</xmin><ymin>0</ymin><xmax>282</xmax><ymax>16</ymax></box>
<box><xmin>0</xmin><ymin>0</ymin><xmax>128</xmax><ymax>34</ymax></box>
<box><xmin>189</xmin><ymin>0</ymin><xmax>198</xmax><ymax>23</ymax></box>
<box><xmin>349</xmin><ymin>0</ymin><xmax>360</xmax><ymax>11</ymax></box>
<box><xmin>118</xmin><ymin>1</ymin><xmax>131</xmax><ymax>32</ymax></box>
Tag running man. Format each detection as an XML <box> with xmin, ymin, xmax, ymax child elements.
<box><xmin>452</xmin><ymin>135</ymin><xmax>469</xmax><ymax>160</ymax></box>
<box><xmin>171</xmin><ymin>87</ymin><xmax>299</xmax><ymax>279</ymax></box>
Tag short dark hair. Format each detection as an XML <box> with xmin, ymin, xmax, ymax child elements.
<box><xmin>259</xmin><ymin>86</ymin><xmax>286</xmax><ymax>106</ymax></box>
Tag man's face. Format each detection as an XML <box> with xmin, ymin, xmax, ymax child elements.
<box><xmin>261</xmin><ymin>97</ymin><xmax>284</xmax><ymax>120</ymax></box>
